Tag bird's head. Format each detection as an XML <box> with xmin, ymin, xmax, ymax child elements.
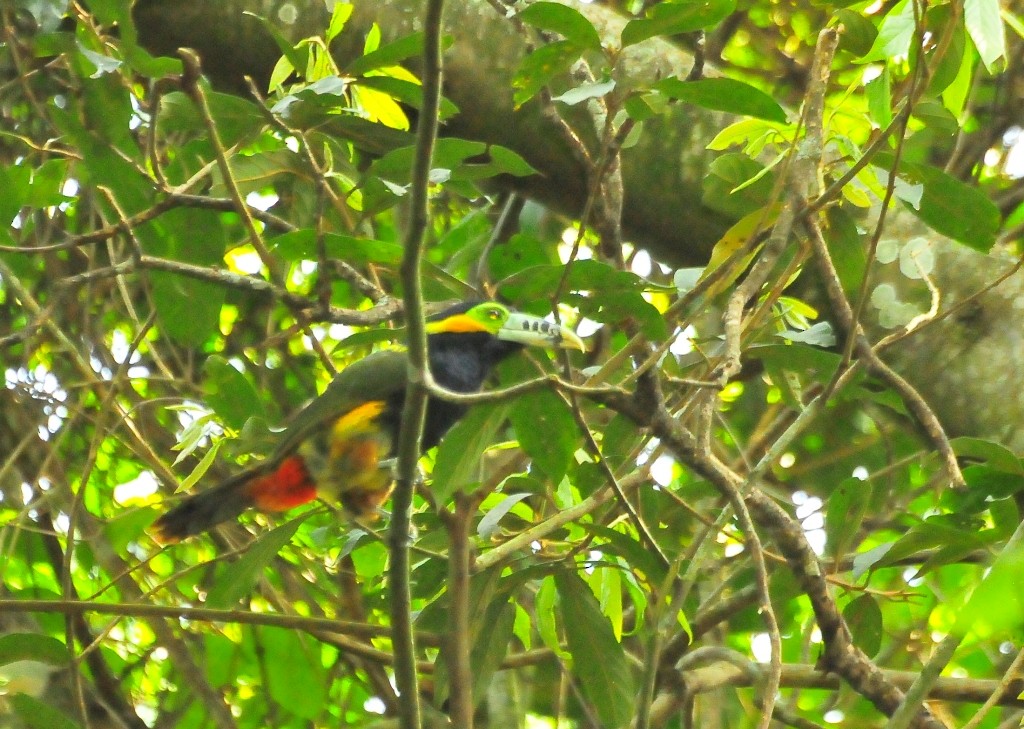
<box><xmin>425</xmin><ymin>301</ymin><xmax>586</xmax><ymax>352</ymax></box>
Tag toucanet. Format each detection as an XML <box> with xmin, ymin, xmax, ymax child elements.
<box><xmin>151</xmin><ymin>301</ymin><xmax>585</xmax><ymax>543</ymax></box>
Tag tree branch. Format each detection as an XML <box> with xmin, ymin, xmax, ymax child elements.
<box><xmin>390</xmin><ymin>0</ymin><xmax>446</xmax><ymax>725</ymax></box>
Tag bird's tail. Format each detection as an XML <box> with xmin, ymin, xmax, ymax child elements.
<box><xmin>151</xmin><ymin>455</ymin><xmax>317</xmax><ymax>543</ymax></box>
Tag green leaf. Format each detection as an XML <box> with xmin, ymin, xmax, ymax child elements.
<box><xmin>555</xmin><ymin>571</ymin><xmax>635</xmax><ymax>728</ymax></box>
<box><xmin>941</xmin><ymin>38</ymin><xmax>974</xmax><ymax>116</ymax></box>
<box><xmin>0</xmin><ymin>165</ymin><xmax>31</xmax><ymax>245</ymax></box>
<box><xmin>776</xmin><ymin>322</ymin><xmax>836</xmax><ymax>347</ymax></box>
<box><xmin>835</xmin><ymin>9</ymin><xmax>878</xmax><ymax>57</ymax></box>
<box><xmin>497</xmin><ymin>258</ymin><xmax>647</xmax><ymax>300</ymax></box>
<box><xmin>913</xmin><ymin>99</ymin><xmax>958</xmax><ymax>137</ymax></box>
<box><xmin>0</xmin><ymin>634</ymin><xmax>71</xmax><ymax>667</ymax></box>
<box><xmin>587</xmin><ymin>527</ymin><xmax>668</xmax><ymax>585</ymax></box>
<box><xmin>206</xmin><ymin>521</ymin><xmax>301</xmax><ymax>609</ymax></box>
<box><xmin>535</xmin><ymin>576</ymin><xmax>563</xmax><ymax>655</ymax></box>
<box><xmin>989</xmin><ymin>498</ymin><xmax>1019</xmax><ymax>540</ymax></box>
<box><xmin>270</xmin><ymin>82</ymin><xmax>352</xmax><ymax>126</ymax></box>
<box><xmin>590</xmin><ymin>565</ymin><xmax>623</xmax><ymax>640</ymax></box>
<box><xmin>859</xmin><ymin>0</ymin><xmax>915</xmax><ymax>63</ymax></box>
<box><xmin>706</xmin><ymin>117</ymin><xmax>787</xmax><ymax>153</ymax></box>
<box><xmin>28</xmin><ymin>158</ymin><xmax>71</xmax><ymax>208</ymax></box>
<box><xmin>952</xmin><ymin>437</ymin><xmax>1024</xmax><ymax>475</ymax></box>
<box><xmin>374</xmin><ymin>138</ymin><xmax>536</xmax><ymax>184</ymax></box>
<box><xmin>601</xmin><ymin>414</ymin><xmax>643</xmax><ymax>471</ymax></box>
<box><xmin>512</xmin><ymin>40</ymin><xmax>584</xmax><ymax>108</ymax></box>
<box><xmin>364</xmin><ymin>21</ymin><xmax>382</xmax><ymax>54</ymax></box>
<box><xmin>551</xmin><ymin>79</ymin><xmax>616</xmax><ymax>106</ymax></box>
<box><xmin>509</xmin><ymin>389</ymin><xmax>576</xmax><ymax>481</ymax></box>
<box><xmin>325</xmin><ymin>2</ymin><xmax>355</xmax><ymax>44</ymax></box>
<box><xmin>865</xmin><ymin>68</ymin><xmax>892</xmax><ymax>130</ymax></box>
<box><xmin>957</xmin><ymin>540</ymin><xmax>1024</xmax><ymax>636</ymax></box>
<box><xmin>624</xmin><ymin>92</ymin><xmax>659</xmax><ymax>121</ymax></box>
<box><xmin>750</xmin><ymin>343</ymin><xmax>842</xmax><ymax>386</ymax></box>
<box><xmin>263</xmin><ymin>629</ymin><xmax>327</xmax><ymax>718</ymax></box>
<box><xmin>143</xmin><ymin>208</ymin><xmax>225</xmax><ymax>348</ymax></box>
<box><xmin>916</xmin><ymin>537</ymin><xmax>996</xmax><ymax>578</ymax></box>
<box><xmin>621</xmin><ymin>0</ymin><xmax>736</xmax><ymax>46</ymax></box>
<box><xmin>926</xmin><ymin>6</ymin><xmax>965</xmax><ymax>96</ymax></box>
<box><xmin>346</xmin><ymin>32</ymin><xmax>431</xmax><ymax>76</ymax></box>
<box><xmin>271</xmin><ymin>230</ymin><xmax>404</xmax><ymax>265</ymax></box>
<box><xmin>243</xmin><ymin>10</ymin><xmax>310</xmax><ymax>74</ymax></box>
<box><xmin>203</xmin><ymin>356</ymin><xmax>267</xmax><ymax>431</ymax></box>
<box><xmin>825</xmin><ymin>477</ymin><xmax>872</xmax><ymax>561</ymax></box>
<box><xmin>875</xmin><ymin>516</ymin><xmax>989</xmax><ymax>573</ymax></box>
<box><xmin>577</xmin><ymin>289</ymin><xmax>669</xmax><ymax>340</ymax></box>
<box><xmin>654</xmin><ymin>77</ymin><xmax>787</xmax><ymax>123</ymax></box>
<box><xmin>844</xmin><ymin>595</ymin><xmax>883</xmax><ymax>656</ymax></box>
<box><xmin>488</xmin><ymin>233</ymin><xmax>557</xmax><ymax>284</ymax></box>
<box><xmin>853</xmin><ymin>542</ymin><xmax>893</xmax><ymax>580</ymax></box>
<box><xmin>470</xmin><ymin>599</ymin><xmax>516</xmax><ymax>704</ymax></box>
<box><xmin>319</xmin><ymin>115</ymin><xmax>415</xmax><ymax>155</ymax></box>
<box><xmin>876</xmin><ymin>158</ymin><xmax>1000</xmax><ymax>252</ymax></box>
<box><xmin>179</xmin><ymin>439</ymin><xmax>224</xmax><ymax>492</ymax></box>
<box><xmin>105</xmin><ymin>507</ymin><xmax>160</xmax><ymax>554</ymax></box>
<box><xmin>172</xmin><ymin>411</ymin><xmax>218</xmax><ymax>466</ymax></box>
<box><xmin>77</xmin><ymin>42</ymin><xmax>122</xmax><ymax>78</ymax></box>
<box><xmin>477</xmin><ymin>492</ymin><xmax>533</xmax><ymax>540</ymax></box>
<box><xmin>518</xmin><ymin>2</ymin><xmax>602</xmax><ymax>50</ymax></box>
<box><xmin>961</xmin><ymin>465</ymin><xmax>1024</xmax><ymax>501</ymax></box>
<box><xmin>149</xmin><ymin>270</ymin><xmax>224</xmax><ymax>347</ymax></box>
<box><xmin>432</xmin><ymin>403</ymin><xmax>512</xmax><ymax>503</ymax></box>
<box><xmin>434</xmin><ymin>145</ymin><xmax>539</xmax><ymax>181</ymax></box>
<box><xmin>909</xmin><ymin>166</ymin><xmax>999</xmax><ymax>251</ymax></box>
<box><xmin>702</xmin><ymin>153</ymin><xmax>775</xmax><ymax>217</ymax></box>
<box><xmin>10</xmin><ymin>694</ymin><xmax>80</xmax><ymax>729</ymax></box>
<box><xmin>964</xmin><ymin>0</ymin><xmax>1006</xmax><ymax>72</ymax></box>
<box><xmin>824</xmin><ymin>206</ymin><xmax>867</xmax><ymax>297</ymax></box>
<box><xmin>158</xmin><ymin>90</ymin><xmax>265</xmax><ymax>148</ymax></box>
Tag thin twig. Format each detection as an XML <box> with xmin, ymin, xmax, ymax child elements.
<box><xmin>565</xmin><ymin>391</ymin><xmax>670</xmax><ymax>569</ymax></box>
<box><xmin>179</xmin><ymin>49</ymin><xmax>282</xmax><ymax>281</ymax></box>
<box><xmin>962</xmin><ymin>643</ymin><xmax>1024</xmax><ymax>729</ymax></box>
<box><xmin>805</xmin><ymin>219</ymin><xmax>964</xmax><ymax>488</ymax></box>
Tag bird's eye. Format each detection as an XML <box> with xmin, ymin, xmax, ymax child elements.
<box><xmin>487</xmin><ymin>308</ymin><xmax>500</xmax><ymax>319</ymax></box>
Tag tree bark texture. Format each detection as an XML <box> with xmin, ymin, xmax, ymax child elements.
<box><xmin>135</xmin><ymin>0</ymin><xmax>733</xmax><ymax>263</ymax></box>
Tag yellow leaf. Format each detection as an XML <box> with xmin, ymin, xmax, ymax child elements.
<box><xmin>841</xmin><ymin>183</ymin><xmax>873</xmax><ymax>208</ymax></box>
<box><xmin>351</xmin><ymin>85</ymin><xmax>410</xmax><ymax>130</ymax></box>
<box><xmin>697</xmin><ymin>206</ymin><xmax>781</xmax><ymax>298</ymax></box>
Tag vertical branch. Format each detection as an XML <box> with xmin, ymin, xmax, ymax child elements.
<box><xmin>444</xmin><ymin>493</ymin><xmax>476</xmax><ymax>728</ymax></box>
<box><xmin>391</xmin><ymin>0</ymin><xmax>446</xmax><ymax>726</ymax></box>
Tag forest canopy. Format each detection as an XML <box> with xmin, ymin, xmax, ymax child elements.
<box><xmin>2</xmin><ymin>0</ymin><xmax>1024</xmax><ymax>728</ymax></box>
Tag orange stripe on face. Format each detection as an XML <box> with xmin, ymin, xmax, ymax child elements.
<box><xmin>425</xmin><ymin>314</ymin><xmax>490</xmax><ymax>334</ymax></box>
<box><xmin>247</xmin><ymin>455</ymin><xmax>317</xmax><ymax>512</ymax></box>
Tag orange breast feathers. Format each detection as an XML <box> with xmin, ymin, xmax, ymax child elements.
<box><xmin>245</xmin><ymin>455</ymin><xmax>317</xmax><ymax>512</ymax></box>
<box><xmin>247</xmin><ymin>401</ymin><xmax>394</xmax><ymax>516</ymax></box>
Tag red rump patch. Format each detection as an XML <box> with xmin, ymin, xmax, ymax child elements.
<box><xmin>246</xmin><ymin>455</ymin><xmax>317</xmax><ymax>512</ymax></box>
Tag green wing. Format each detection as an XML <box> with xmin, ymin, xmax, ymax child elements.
<box><xmin>271</xmin><ymin>348</ymin><xmax>409</xmax><ymax>459</ymax></box>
